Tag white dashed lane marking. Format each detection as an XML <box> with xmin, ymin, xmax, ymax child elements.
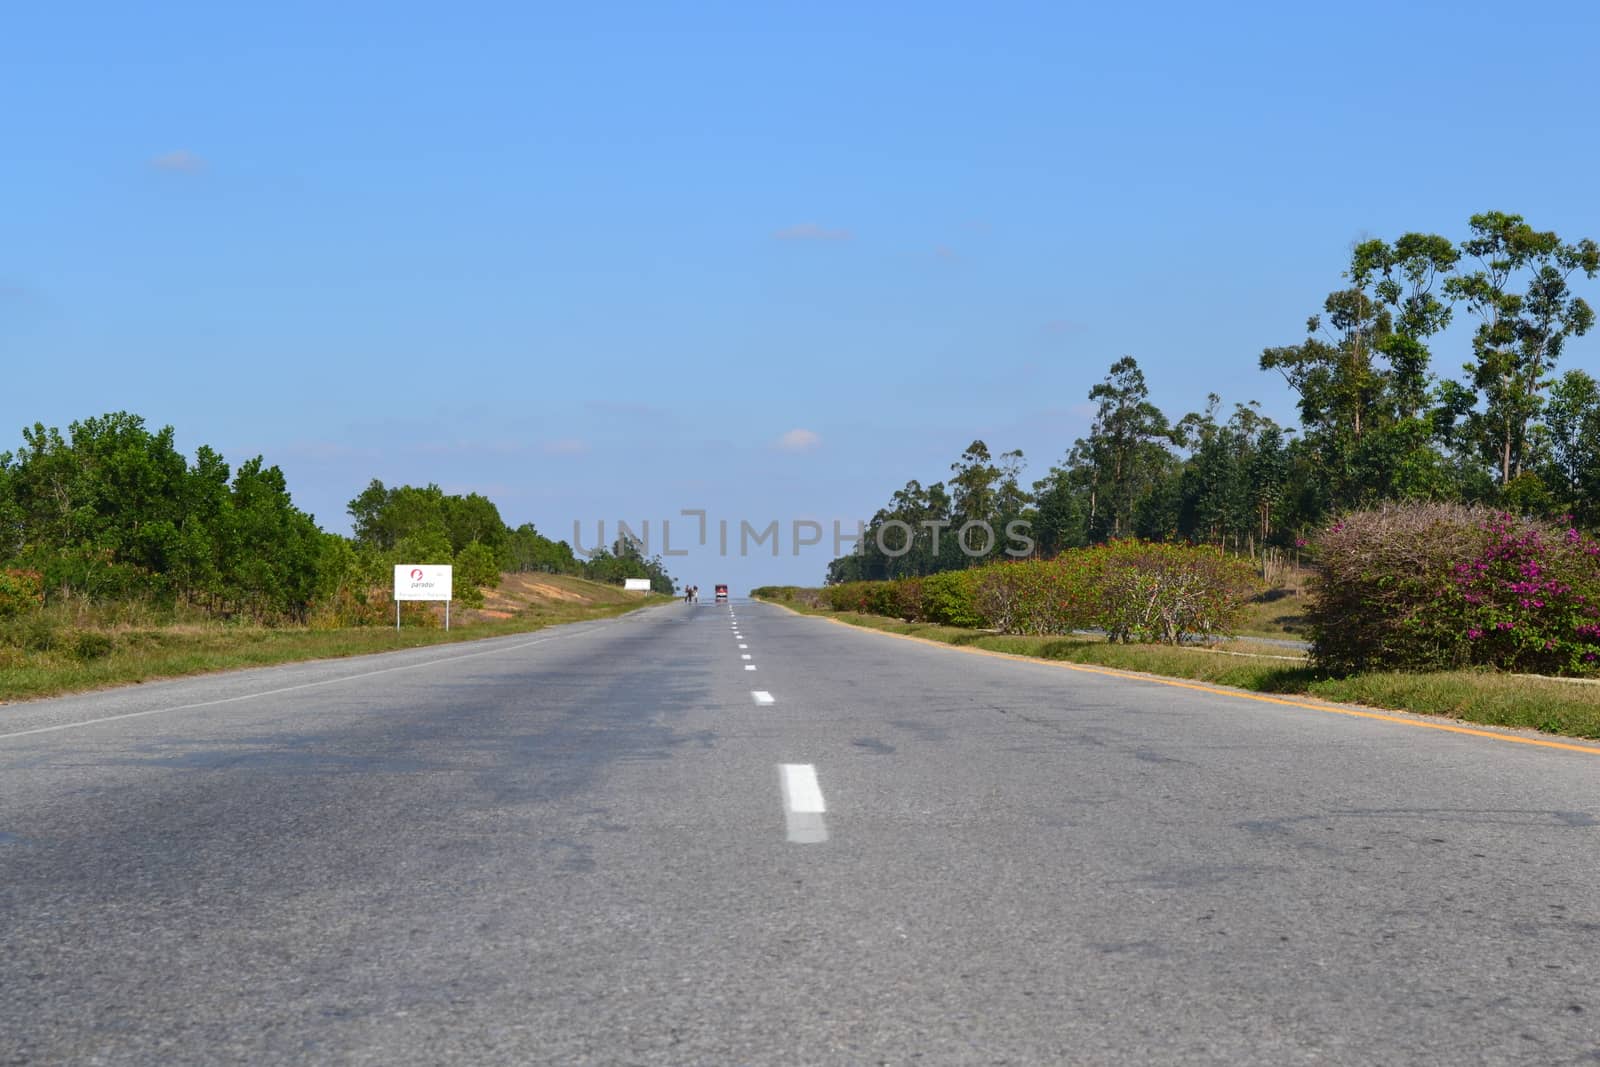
<box><xmin>778</xmin><ymin>763</ymin><xmax>828</xmax><ymax>844</ymax></box>
<box><xmin>751</xmin><ymin>691</ymin><xmax>775</xmax><ymax>706</ymax></box>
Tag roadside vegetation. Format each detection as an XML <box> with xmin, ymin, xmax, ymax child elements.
<box><xmin>829</xmin><ymin>213</ymin><xmax>1598</xmax><ymax>590</ymax></box>
<box><xmin>755</xmin><ymin>506</ymin><xmax>1600</xmax><ymax>740</ymax></box>
<box><xmin>0</xmin><ymin>416</ymin><xmax>676</xmax><ymax>702</ymax></box>
<box><xmin>0</xmin><ymin>574</ymin><xmax>664</xmax><ymax>703</ymax></box>
<box><xmin>780</xmin><ymin>211</ymin><xmax>1600</xmax><ymax>742</ymax></box>
<box><xmin>755</xmin><ymin>593</ymin><xmax>1600</xmax><ymax>741</ymax></box>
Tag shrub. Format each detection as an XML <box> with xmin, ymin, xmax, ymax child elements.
<box><xmin>0</xmin><ymin>569</ymin><xmax>44</xmax><ymax>618</ymax></box>
<box><xmin>889</xmin><ymin>577</ymin><xmax>924</xmax><ymax>621</ymax></box>
<box><xmin>794</xmin><ymin>587</ymin><xmax>829</xmax><ymax>609</ymax></box>
<box><xmin>821</xmin><ymin>543</ymin><xmax>1257</xmax><ymax>644</ymax></box>
<box><xmin>865</xmin><ymin>581</ymin><xmax>901</xmax><ymax>618</ymax></box>
<box><xmin>306</xmin><ymin>586</ymin><xmax>393</xmax><ymax>629</ymax></box>
<box><xmin>920</xmin><ymin>570</ymin><xmax>983</xmax><ymax>628</ymax></box>
<box><xmin>1308</xmin><ymin>503</ymin><xmax>1486</xmax><ymax>674</ymax></box>
<box><xmin>72</xmin><ymin>631</ymin><xmax>115</xmax><ymax>660</ymax></box>
<box><xmin>1090</xmin><ymin>541</ymin><xmax>1258</xmax><ymax>643</ymax></box>
<box><xmin>1451</xmin><ymin>515</ymin><xmax>1600</xmax><ymax>675</ymax></box>
<box><xmin>825</xmin><ymin>581</ymin><xmax>881</xmax><ymax>614</ymax></box>
<box><xmin>456</xmin><ymin>542</ymin><xmax>501</xmax><ymax>590</ymax></box>
<box><xmin>0</xmin><ymin>615</ymin><xmax>62</xmax><ymax>652</ymax></box>
<box><xmin>973</xmin><ymin>559</ymin><xmax>1097</xmax><ymax>635</ymax></box>
<box><xmin>1308</xmin><ymin>503</ymin><xmax>1600</xmax><ymax>676</ymax></box>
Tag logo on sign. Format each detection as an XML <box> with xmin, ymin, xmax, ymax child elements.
<box><xmin>410</xmin><ymin>567</ymin><xmax>424</xmax><ymax>581</ymax></box>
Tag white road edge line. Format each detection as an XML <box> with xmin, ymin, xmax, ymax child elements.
<box><xmin>0</xmin><ymin>627</ymin><xmax>595</xmax><ymax>741</ymax></box>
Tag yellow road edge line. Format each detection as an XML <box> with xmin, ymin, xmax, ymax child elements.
<box><xmin>759</xmin><ymin>602</ymin><xmax>1600</xmax><ymax>758</ymax></box>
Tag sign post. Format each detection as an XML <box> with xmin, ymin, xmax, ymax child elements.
<box><xmin>393</xmin><ymin>564</ymin><xmax>455</xmax><ymax>631</ymax></box>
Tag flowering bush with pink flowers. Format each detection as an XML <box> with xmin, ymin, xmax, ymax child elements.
<box><xmin>1452</xmin><ymin>516</ymin><xmax>1600</xmax><ymax>675</ymax></box>
<box><xmin>1310</xmin><ymin>504</ymin><xmax>1600</xmax><ymax>676</ymax></box>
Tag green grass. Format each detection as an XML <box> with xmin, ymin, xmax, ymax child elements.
<box><xmin>759</xmin><ymin>599</ymin><xmax>1600</xmax><ymax>742</ymax></box>
<box><xmin>1232</xmin><ymin>587</ymin><xmax>1312</xmax><ymax>639</ymax></box>
<box><xmin>0</xmin><ymin>596</ymin><xmax>668</xmax><ymax>703</ymax></box>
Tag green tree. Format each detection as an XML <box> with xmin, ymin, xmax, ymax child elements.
<box><xmin>1350</xmin><ymin>233</ymin><xmax>1459</xmax><ymax>420</ymax></box>
<box><xmin>222</xmin><ymin>457</ymin><xmax>324</xmax><ymax>621</ymax></box>
<box><xmin>504</xmin><ymin>523</ymin><xmax>579</xmax><ymax>573</ymax></box>
<box><xmin>1244</xmin><ymin>423</ymin><xmax>1287</xmax><ymax>547</ymax></box>
<box><xmin>1030</xmin><ymin>465</ymin><xmax>1088</xmax><ymax>557</ymax></box>
<box><xmin>1263</xmin><ymin>233</ymin><xmax>1465</xmax><ymax>510</ymax></box>
<box><xmin>1536</xmin><ymin>369</ymin><xmax>1600</xmax><ymax>525</ymax></box>
<box><xmin>0</xmin><ymin>451</ymin><xmax>20</xmax><ymax>562</ymax></box>
<box><xmin>454</xmin><ymin>541</ymin><xmax>500</xmax><ymax>607</ymax></box>
<box><xmin>172</xmin><ymin>445</ymin><xmax>232</xmax><ymax>608</ymax></box>
<box><xmin>441</xmin><ymin>493</ymin><xmax>509</xmax><ymax>555</ymax></box>
<box><xmin>1072</xmin><ymin>356</ymin><xmax>1176</xmax><ymax>539</ymax></box>
<box><xmin>1260</xmin><ymin>283</ymin><xmax>1387</xmax><ymax>446</ymax></box>
<box><xmin>1443</xmin><ymin>211</ymin><xmax>1599</xmax><ymax>486</ymax></box>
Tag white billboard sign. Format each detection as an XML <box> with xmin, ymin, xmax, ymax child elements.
<box><xmin>394</xmin><ymin>564</ymin><xmax>454</xmax><ymax>602</ymax></box>
<box><xmin>622</xmin><ymin>578</ymin><xmax>651</xmax><ymax>592</ymax></box>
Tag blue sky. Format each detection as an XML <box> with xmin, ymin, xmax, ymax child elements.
<box><xmin>5</xmin><ymin>0</ymin><xmax>1599</xmax><ymax>590</ymax></box>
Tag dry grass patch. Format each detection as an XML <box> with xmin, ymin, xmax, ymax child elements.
<box><xmin>0</xmin><ymin>593</ymin><xmax>667</xmax><ymax>703</ymax></box>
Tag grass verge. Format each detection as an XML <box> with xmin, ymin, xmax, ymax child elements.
<box><xmin>0</xmin><ymin>597</ymin><xmax>668</xmax><ymax>703</ymax></box>
<box><xmin>759</xmin><ymin>600</ymin><xmax>1600</xmax><ymax>742</ymax></box>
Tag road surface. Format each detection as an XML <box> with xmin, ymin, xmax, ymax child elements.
<box><xmin>3</xmin><ymin>600</ymin><xmax>1598</xmax><ymax>1064</ymax></box>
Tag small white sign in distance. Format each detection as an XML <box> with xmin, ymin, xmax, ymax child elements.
<box><xmin>394</xmin><ymin>564</ymin><xmax>454</xmax><ymax>602</ymax></box>
<box><xmin>623</xmin><ymin>578</ymin><xmax>651</xmax><ymax>591</ymax></box>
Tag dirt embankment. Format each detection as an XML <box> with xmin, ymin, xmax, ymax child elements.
<box><xmin>465</xmin><ymin>572</ymin><xmax>646</xmax><ymax>621</ymax></box>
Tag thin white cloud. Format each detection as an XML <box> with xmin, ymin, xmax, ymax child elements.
<box><xmin>150</xmin><ymin>149</ymin><xmax>206</xmax><ymax>173</ymax></box>
<box><xmin>772</xmin><ymin>223</ymin><xmax>852</xmax><ymax>242</ymax></box>
<box><xmin>776</xmin><ymin>428</ymin><xmax>821</xmax><ymax>452</ymax></box>
<box><xmin>543</xmin><ymin>438</ymin><xmax>590</xmax><ymax>456</ymax></box>
<box><xmin>934</xmin><ymin>244</ymin><xmax>959</xmax><ymax>261</ymax></box>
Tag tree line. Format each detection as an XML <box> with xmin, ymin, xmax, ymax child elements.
<box><xmin>0</xmin><ymin>413</ymin><xmax>676</xmax><ymax>622</ymax></box>
<box><xmin>831</xmin><ymin>211</ymin><xmax>1599</xmax><ymax>583</ymax></box>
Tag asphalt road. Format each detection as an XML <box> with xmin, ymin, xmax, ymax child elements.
<box><xmin>3</xmin><ymin>600</ymin><xmax>1599</xmax><ymax>1065</ymax></box>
